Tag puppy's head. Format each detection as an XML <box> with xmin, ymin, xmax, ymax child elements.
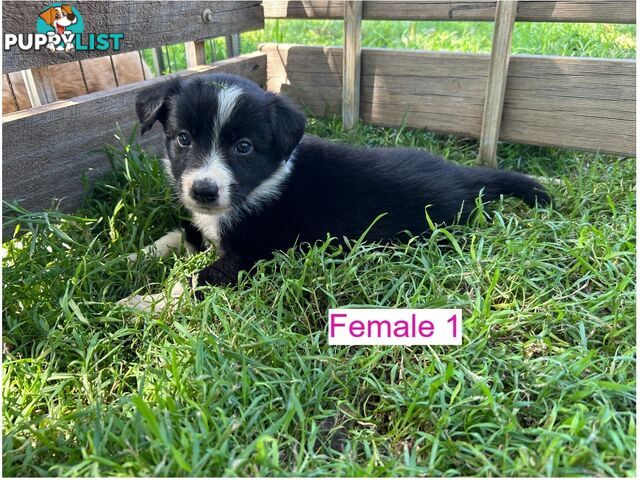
<box><xmin>135</xmin><ymin>73</ymin><xmax>305</xmax><ymax>215</ymax></box>
<box><xmin>39</xmin><ymin>5</ymin><xmax>77</xmax><ymax>33</ymax></box>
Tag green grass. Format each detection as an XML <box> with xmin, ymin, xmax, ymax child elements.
<box><xmin>143</xmin><ymin>20</ymin><xmax>635</xmax><ymax>75</ymax></box>
<box><xmin>2</xmin><ymin>18</ymin><xmax>636</xmax><ymax>478</ymax></box>
<box><xmin>3</xmin><ymin>123</ymin><xmax>635</xmax><ymax>476</ymax></box>
<box><xmin>247</xmin><ymin>19</ymin><xmax>636</xmax><ymax>58</ymax></box>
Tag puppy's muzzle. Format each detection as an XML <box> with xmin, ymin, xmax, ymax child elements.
<box><xmin>192</xmin><ymin>179</ymin><xmax>219</xmax><ymax>205</ymax></box>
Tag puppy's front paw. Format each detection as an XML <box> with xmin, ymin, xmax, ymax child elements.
<box><xmin>65</xmin><ymin>43</ymin><xmax>74</xmax><ymax>52</ymax></box>
<box><xmin>117</xmin><ymin>282</ymin><xmax>186</xmax><ymax>312</ymax></box>
<box><xmin>128</xmin><ymin>229</ymin><xmax>197</xmax><ymax>263</ymax></box>
<box><xmin>46</xmin><ymin>43</ymin><xmax>55</xmax><ymax>52</ymax></box>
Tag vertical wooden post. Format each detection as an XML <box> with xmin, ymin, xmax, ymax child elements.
<box><xmin>225</xmin><ymin>34</ymin><xmax>241</xmax><ymax>58</ymax></box>
<box><xmin>77</xmin><ymin>61</ymin><xmax>90</xmax><ymax>94</ymax></box>
<box><xmin>137</xmin><ymin>51</ymin><xmax>148</xmax><ymax>80</ymax></box>
<box><xmin>342</xmin><ymin>0</ymin><xmax>362</xmax><ymax>130</ymax></box>
<box><xmin>208</xmin><ymin>38</ymin><xmax>217</xmax><ymax>62</ymax></box>
<box><xmin>21</xmin><ymin>67</ymin><xmax>57</xmax><ymax>107</ymax></box>
<box><xmin>164</xmin><ymin>45</ymin><xmax>174</xmax><ymax>73</ymax></box>
<box><xmin>109</xmin><ymin>56</ymin><xmax>120</xmax><ymax>87</ymax></box>
<box><xmin>477</xmin><ymin>0</ymin><xmax>518</xmax><ymax>167</ymax></box>
<box><xmin>185</xmin><ymin>40</ymin><xmax>207</xmax><ymax>68</ymax></box>
<box><xmin>152</xmin><ymin>47</ymin><xmax>165</xmax><ymax>75</ymax></box>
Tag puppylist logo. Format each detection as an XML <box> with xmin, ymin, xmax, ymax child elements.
<box><xmin>4</xmin><ymin>3</ymin><xmax>123</xmax><ymax>53</ymax></box>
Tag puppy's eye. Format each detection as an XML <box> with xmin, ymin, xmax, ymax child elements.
<box><xmin>235</xmin><ymin>140</ymin><xmax>253</xmax><ymax>154</ymax></box>
<box><xmin>177</xmin><ymin>133</ymin><xmax>191</xmax><ymax>147</ymax></box>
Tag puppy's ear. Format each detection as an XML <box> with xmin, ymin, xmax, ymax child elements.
<box><xmin>39</xmin><ymin>8</ymin><xmax>55</xmax><ymax>26</ymax></box>
<box><xmin>269</xmin><ymin>93</ymin><xmax>306</xmax><ymax>159</ymax></box>
<box><xmin>135</xmin><ymin>78</ymin><xmax>181</xmax><ymax>135</ymax></box>
<box><xmin>61</xmin><ymin>5</ymin><xmax>74</xmax><ymax>16</ymax></box>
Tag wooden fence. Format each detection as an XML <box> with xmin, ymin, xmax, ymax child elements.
<box><xmin>262</xmin><ymin>44</ymin><xmax>634</xmax><ymax>155</ymax></box>
<box><xmin>261</xmin><ymin>0</ymin><xmax>635</xmax><ymax>164</ymax></box>
<box><xmin>2</xmin><ymin>0</ymin><xmax>636</xmax><ymax>220</ymax></box>
<box><xmin>263</xmin><ymin>0</ymin><xmax>636</xmax><ymax>23</ymax></box>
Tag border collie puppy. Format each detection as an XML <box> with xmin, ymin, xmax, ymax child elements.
<box><xmin>127</xmin><ymin>73</ymin><xmax>549</xmax><ymax>307</ymax></box>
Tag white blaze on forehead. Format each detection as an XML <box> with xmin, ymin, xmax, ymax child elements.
<box><xmin>215</xmin><ymin>85</ymin><xmax>244</xmax><ymax>135</ymax></box>
<box><xmin>178</xmin><ymin>83</ymin><xmax>243</xmax><ymax>213</ymax></box>
<box><xmin>174</xmin><ymin>83</ymin><xmax>246</xmax><ymax>232</ymax></box>
<box><xmin>178</xmin><ymin>82</ymin><xmax>243</xmax><ymax>214</ymax></box>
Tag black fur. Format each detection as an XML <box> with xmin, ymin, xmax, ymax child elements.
<box><xmin>181</xmin><ymin>219</ymin><xmax>207</xmax><ymax>252</ymax></box>
<box><xmin>220</xmin><ymin>135</ymin><xmax>550</xmax><ymax>259</ymax></box>
<box><xmin>135</xmin><ymin>73</ymin><xmax>550</xmax><ymax>294</ymax></box>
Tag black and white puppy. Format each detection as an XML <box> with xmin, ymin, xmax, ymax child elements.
<box><xmin>127</xmin><ymin>73</ymin><xmax>549</xmax><ymax>307</ymax></box>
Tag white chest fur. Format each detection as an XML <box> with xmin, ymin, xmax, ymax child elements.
<box><xmin>192</xmin><ymin>211</ymin><xmax>226</xmax><ymax>250</ymax></box>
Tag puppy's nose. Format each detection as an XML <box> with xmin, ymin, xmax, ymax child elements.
<box><xmin>67</xmin><ymin>13</ymin><xmax>76</xmax><ymax>20</ymax></box>
<box><xmin>192</xmin><ymin>179</ymin><xmax>219</xmax><ymax>204</ymax></box>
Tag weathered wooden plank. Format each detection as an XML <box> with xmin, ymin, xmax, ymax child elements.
<box><xmin>264</xmin><ymin>44</ymin><xmax>343</xmax><ymax>116</ymax></box>
<box><xmin>501</xmin><ymin>54</ymin><xmax>635</xmax><ymax>151</ymax></box>
<box><xmin>3</xmin><ymin>1</ymin><xmax>263</xmax><ymax>73</ymax></box>
<box><xmin>2</xmin><ymin>52</ymin><xmax>267</xmax><ymax>215</ymax></box>
<box><xmin>21</xmin><ymin>67</ymin><xmax>58</xmax><ymax>107</ymax></box>
<box><xmin>478</xmin><ymin>0</ymin><xmax>518</xmax><ymax>167</ymax></box>
<box><xmin>262</xmin><ymin>44</ymin><xmax>635</xmax><ymax>155</ymax></box>
<box><xmin>263</xmin><ymin>0</ymin><xmax>635</xmax><ymax>23</ymax></box>
<box><xmin>185</xmin><ymin>40</ymin><xmax>207</xmax><ymax>68</ymax></box>
<box><xmin>342</xmin><ymin>0</ymin><xmax>362</xmax><ymax>129</ymax></box>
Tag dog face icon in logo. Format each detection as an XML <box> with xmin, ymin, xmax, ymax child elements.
<box><xmin>37</xmin><ymin>4</ymin><xmax>82</xmax><ymax>52</ymax></box>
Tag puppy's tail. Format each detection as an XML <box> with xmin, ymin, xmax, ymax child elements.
<box><xmin>470</xmin><ymin>168</ymin><xmax>552</xmax><ymax>208</ymax></box>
